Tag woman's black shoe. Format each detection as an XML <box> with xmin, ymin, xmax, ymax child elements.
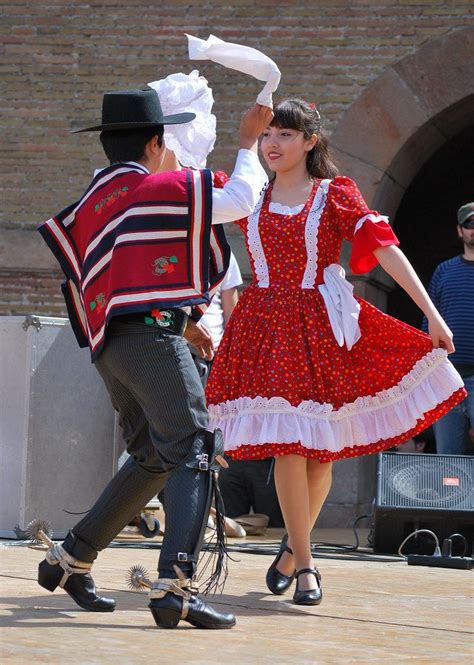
<box><xmin>266</xmin><ymin>533</ymin><xmax>295</xmax><ymax>595</ymax></box>
<box><xmin>38</xmin><ymin>557</ymin><xmax>116</xmax><ymax>612</ymax></box>
<box><xmin>149</xmin><ymin>593</ymin><xmax>236</xmax><ymax>629</ymax></box>
<box><xmin>293</xmin><ymin>568</ymin><xmax>322</xmax><ymax>606</ymax></box>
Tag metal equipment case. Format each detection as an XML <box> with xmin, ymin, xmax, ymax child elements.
<box><xmin>0</xmin><ymin>315</ymin><xmax>117</xmax><ymax>538</ymax></box>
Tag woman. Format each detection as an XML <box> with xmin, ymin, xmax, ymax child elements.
<box><xmin>206</xmin><ymin>98</ymin><xmax>466</xmax><ymax>605</ymax></box>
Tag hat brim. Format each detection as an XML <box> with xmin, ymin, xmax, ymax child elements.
<box><xmin>71</xmin><ymin>112</ymin><xmax>196</xmax><ymax>133</ymax></box>
<box><xmin>458</xmin><ymin>213</ymin><xmax>474</xmax><ymax>225</ymax></box>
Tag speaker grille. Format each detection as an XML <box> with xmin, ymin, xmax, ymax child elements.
<box><xmin>377</xmin><ymin>453</ymin><xmax>474</xmax><ymax>510</ymax></box>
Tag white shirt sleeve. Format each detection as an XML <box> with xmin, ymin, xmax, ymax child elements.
<box><xmin>212</xmin><ymin>149</ymin><xmax>268</xmax><ymax>225</ymax></box>
<box><xmin>221</xmin><ymin>252</ymin><xmax>243</xmax><ymax>290</ymax></box>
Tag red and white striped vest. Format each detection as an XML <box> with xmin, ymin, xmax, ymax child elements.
<box><xmin>39</xmin><ymin>163</ymin><xmax>230</xmax><ymax>360</ymax></box>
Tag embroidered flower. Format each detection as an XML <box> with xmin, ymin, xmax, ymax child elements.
<box><xmin>89</xmin><ymin>292</ymin><xmax>106</xmax><ymax>311</ymax></box>
<box><xmin>152</xmin><ymin>255</ymin><xmax>178</xmax><ymax>275</ymax></box>
<box><xmin>95</xmin><ymin>187</ymin><xmax>129</xmax><ymax>214</ymax></box>
<box><xmin>146</xmin><ymin>309</ymin><xmax>174</xmax><ymax>327</ymax></box>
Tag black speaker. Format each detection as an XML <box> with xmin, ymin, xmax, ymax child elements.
<box><xmin>373</xmin><ymin>452</ymin><xmax>474</xmax><ymax>555</ymax></box>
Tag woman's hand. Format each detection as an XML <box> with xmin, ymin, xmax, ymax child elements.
<box><xmin>374</xmin><ymin>246</ymin><xmax>456</xmax><ymax>355</ymax></box>
<box><xmin>427</xmin><ymin>313</ymin><xmax>455</xmax><ymax>353</ymax></box>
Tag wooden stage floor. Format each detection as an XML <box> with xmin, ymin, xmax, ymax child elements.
<box><xmin>1</xmin><ymin>529</ymin><xmax>472</xmax><ymax>664</ymax></box>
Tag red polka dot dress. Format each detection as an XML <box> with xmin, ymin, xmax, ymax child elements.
<box><xmin>205</xmin><ymin>176</ymin><xmax>466</xmax><ymax>462</ymax></box>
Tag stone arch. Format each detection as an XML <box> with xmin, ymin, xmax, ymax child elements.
<box><xmin>330</xmin><ymin>26</ymin><xmax>474</xmax><ymax>218</ymax></box>
<box><xmin>330</xmin><ymin>27</ymin><xmax>474</xmax><ymax>310</ymax></box>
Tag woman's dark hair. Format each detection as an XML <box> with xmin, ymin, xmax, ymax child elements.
<box><xmin>270</xmin><ymin>98</ymin><xmax>339</xmax><ymax>179</ymax></box>
<box><xmin>100</xmin><ymin>126</ymin><xmax>164</xmax><ymax>164</ymax></box>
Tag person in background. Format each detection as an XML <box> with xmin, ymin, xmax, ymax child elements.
<box><xmin>190</xmin><ymin>251</ymin><xmax>285</xmax><ymax>529</ymax></box>
<box><xmin>218</xmin><ymin>456</ymin><xmax>284</xmax><ymax>528</ymax></box>
<box><xmin>191</xmin><ymin>251</ymin><xmax>243</xmax><ymax>386</ymax></box>
<box><xmin>423</xmin><ymin>203</ymin><xmax>474</xmax><ymax>455</ymax></box>
<box><xmin>394</xmin><ymin>436</ymin><xmax>426</xmax><ymax>454</ymax></box>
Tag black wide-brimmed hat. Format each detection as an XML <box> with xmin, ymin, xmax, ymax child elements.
<box><xmin>71</xmin><ymin>86</ymin><xmax>196</xmax><ymax>133</ymax></box>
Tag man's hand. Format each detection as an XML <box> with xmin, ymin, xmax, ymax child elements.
<box><xmin>239</xmin><ymin>104</ymin><xmax>274</xmax><ymax>151</ymax></box>
<box><xmin>184</xmin><ymin>319</ymin><xmax>215</xmax><ymax>360</ymax></box>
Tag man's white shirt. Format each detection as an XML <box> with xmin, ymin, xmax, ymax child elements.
<box><xmin>200</xmin><ymin>252</ymin><xmax>243</xmax><ymax>349</ymax></box>
<box><xmin>94</xmin><ymin>149</ymin><xmax>267</xmax><ymax>225</ymax></box>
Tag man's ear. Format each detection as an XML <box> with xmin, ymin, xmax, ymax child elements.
<box><xmin>144</xmin><ymin>134</ymin><xmax>161</xmax><ymax>159</ymax></box>
<box><xmin>457</xmin><ymin>226</ymin><xmax>463</xmax><ymax>239</ymax></box>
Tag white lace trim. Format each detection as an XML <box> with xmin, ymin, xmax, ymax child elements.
<box><xmin>247</xmin><ymin>186</ymin><xmax>269</xmax><ymax>288</ymax></box>
<box><xmin>301</xmin><ymin>179</ymin><xmax>331</xmax><ymax>289</ymax></box>
<box><xmin>268</xmin><ymin>201</ymin><xmax>305</xmax><ymax>215</ymax></box>
<box><xmin>353</xmin><ymin>213</ymin><xmax>389</xmax><ymax>235</ymax></box>
<box><xmin>208</xmin><ymin>349</ymin><xmax>464</xmax><ymax>452</ymax></box>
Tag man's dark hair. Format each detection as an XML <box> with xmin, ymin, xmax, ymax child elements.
<box><xmin>100</xmin><ymin>126</ymin><xmax>164</xmax><ymax>164</ymax></box>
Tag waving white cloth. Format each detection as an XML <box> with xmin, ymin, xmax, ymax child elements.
<box><xmin>318</xmin><ymin>264</ymin><xmax>361</xmax><ymax>351</ymax></box>
<box><xmin>147</xmin><ymin>70</ymin><xmax>216</xmax><ymax>169</ymax></box>
<box><xmin>186</xmin><ymin>34</ymin><xmax>281</xmax><ymax>108</ymax></box>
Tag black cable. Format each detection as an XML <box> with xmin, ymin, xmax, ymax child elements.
<box><xmin>105</xmin><ymin>539</ymin><xmax>400</xmax><ymax>563</ymax></box>
<box><xmin>448</xmin><ymin>532</ymin><xmax>469</xmax><ymax>558</ymax></box>
<box><xmin>63</xmin><ymin>509</ymin><xmax>90</xmax><ymax>515</ymax></box>
<box><xmin>104</xmin><ymin>512</ymin><xmax>397</xmax><ymax>564</ymax></box>
<box><xmin>311</xmin><ymin>513</ymin><xmax>373</xmax><ymax>553</ymax></box>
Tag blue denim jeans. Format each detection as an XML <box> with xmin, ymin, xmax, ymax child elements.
<box><xmin>433</xmin><ymin>375</ymin><xmax>474</xmax><ymax>455</ymax></box>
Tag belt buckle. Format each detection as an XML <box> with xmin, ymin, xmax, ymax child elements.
<box><xmin>197</xmin><ymin>453</ymin><xmax>209</xmax><ymax>471</ymax></box>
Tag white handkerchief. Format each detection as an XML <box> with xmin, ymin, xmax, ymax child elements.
<box><xmin>186</xmin><ymin>33</ymin><xmax>280</xmax><ymax>108</ymax></box>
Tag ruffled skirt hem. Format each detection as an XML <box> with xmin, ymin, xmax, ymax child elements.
<box><xmin>208</xmin><ymin>350</ymin><xmax>466</xmax><ymax>461</ymax></box>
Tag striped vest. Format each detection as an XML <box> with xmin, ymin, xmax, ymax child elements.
<box><xmin>39</xmin><ymin>163</ymin><xmax>230</xmax><ymax>360</ymax></box>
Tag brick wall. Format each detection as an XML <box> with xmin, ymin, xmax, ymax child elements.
<box><xmin>0</xmin><ymin>269</ymin><xmax>65</xmax><ymax>316</ymax></box>
<box><xmin>1</xmin><ymin>0</ymin><xmax>473</xmax><ymax>315</ymax></box>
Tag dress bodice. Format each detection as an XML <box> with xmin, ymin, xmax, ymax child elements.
<box><xmin>243</xmin><ymin>179</ymin><xmax>337</xmax><ymax>289</ymax></box>
<box><xmin>238</xmin><ymin>175</ymin><xmax>399</xmax><ymax>289</ymax></box>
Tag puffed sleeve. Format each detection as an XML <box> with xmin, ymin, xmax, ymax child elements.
<box><xmin>212</xmin><ymin>170</ymin><xmax>229</xmax><ymax>189</ymax></box>
<box><xmin>328</xmin><ymin>175</ymin><xmax>399</xmax><ymax>274</ymax></box>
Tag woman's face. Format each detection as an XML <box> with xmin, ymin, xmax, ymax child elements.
<box><xmin>260</xmin><ymin>126</ymin><xmax>317</xmax><ymax>174</ymax></box>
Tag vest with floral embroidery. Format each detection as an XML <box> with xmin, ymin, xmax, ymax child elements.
<box><xmin>39</xmin><ymin>163</ymin><xmax>230</xmax><ymax>360</ymax></box>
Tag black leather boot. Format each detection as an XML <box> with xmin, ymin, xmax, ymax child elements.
<box><xmin>158</xmin><ymin>429</ymin><xmax>229</xmax><ymax>593</ymax></box>
<box><xmin>38</xmin><ymin>543</ymin><xmax>116</xmax><ymax>612</ymax></box>
<box><xmin>266</xmin><ymin>533</ymin><xmax>295</xmax><ymax>595</ymax></box>
<box><xmin>148</xmin><ymin>578</ymin><xmax>235</xmax><ymax>629</ymax></box>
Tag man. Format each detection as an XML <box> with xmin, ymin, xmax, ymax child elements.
<box><xmin>424</xmin><ymin>203</ymin><xmax>474</xmax><ymax>455</ymax></box>
<box><xmin>37</xmin><ymin>85</ymin><xmax>272</xmax><ymax>629</ymax></box>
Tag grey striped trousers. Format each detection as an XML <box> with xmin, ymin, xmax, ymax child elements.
<box><xmin>72</xmin><ymin>320</ymin><xmax>208</xmax><ymax>570</ymax></box>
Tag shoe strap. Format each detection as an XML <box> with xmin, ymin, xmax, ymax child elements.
<box><xmin>181</xmin><ymin>597</ymin><xmax>190</xmax><ymax>620</ymax></box>
<box><xmin>149</xmin><ymin>566</ymin><xmax>198</xmax><ymax>601</ymax></box>
<box><xmin>295</xmin><ymin>567</ymin><xmax>320</xmax><ymax>582</ymax></box>
<box><xmin>149</xmin><ymin>578</ymin><xmax>190</xmax><ymax>601</ymax></box>
<box><xmin>45</xmin><ymin>543</ymin><xmax>92</xmax><ymax>588</ymax></box>
<box><xmin>281</xmin><ymin>534</ymin><xmax>293</xmax><ymax>555</ymax></box>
